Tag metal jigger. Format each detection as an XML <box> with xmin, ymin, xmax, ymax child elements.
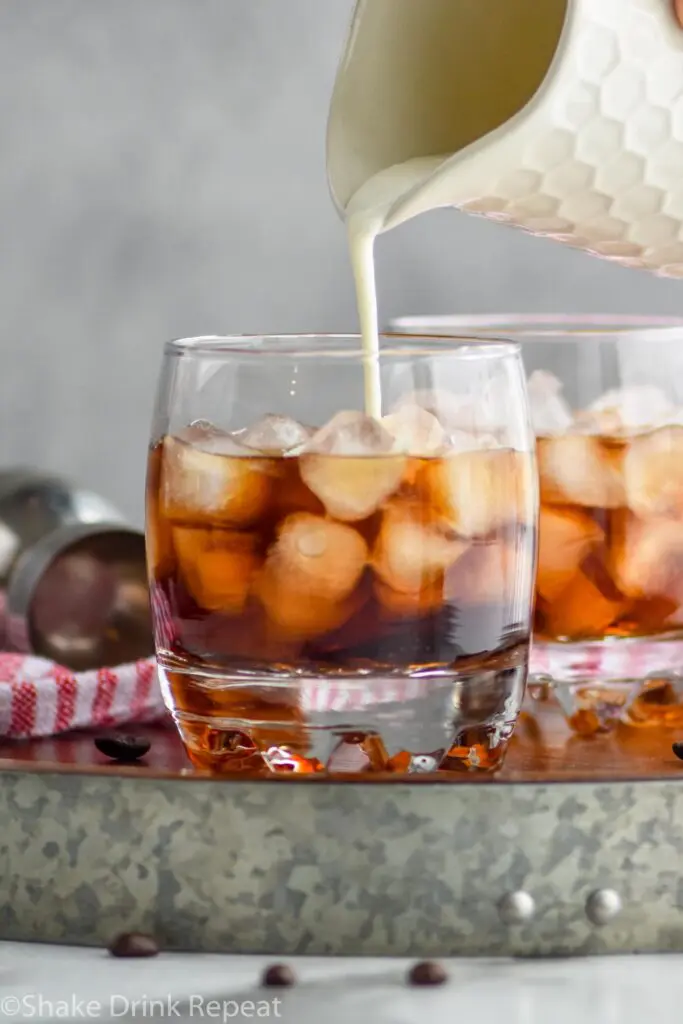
<box><xmin>0</xmin><ymin>469</ymin><xmax>153</xmax><ymax>671</ymax></box>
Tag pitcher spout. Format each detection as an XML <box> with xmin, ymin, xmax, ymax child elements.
<box><xmin>327</xmin><ymin>0</ymin><xmax>570</xmax><ymax>217</ymax></box>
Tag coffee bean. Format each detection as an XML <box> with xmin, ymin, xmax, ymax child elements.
<box><xmin>109</xmin><ymin>933</ymin><xmax>159</xmax><ymax>958</ymax></box>
<box><xmin>261</xmin><ymin>964</ymin><xmax>296</xmax><ymax>988</ymax></box>
<box><xmin>672</xmin><ymin>742</ymin><xmax>683</xmax><ymax>761</ymax></box>
<box><xmin>95</xmin><ymin>734</ymin><xmax>151</xmax><ymax>762</ymax></box>
<box><xmin>407</xmin><ymin>961</ymin><xmax>448</xmax><ymax>987</ymax></box>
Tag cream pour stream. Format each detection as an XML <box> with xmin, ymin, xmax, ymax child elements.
<box><xmin>345</xmin><ymin>157</ymin><xmax>446</xmax><ymax>418</ymax></box>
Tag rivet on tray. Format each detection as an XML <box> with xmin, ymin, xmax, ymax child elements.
<box><xmin>585</xmin><ymin>889</ymin><xmax>622</xmax><ymax>926</ymax></box>
<box><xmin>497</xmin><ymin>891</ymin><xmax>536</xmax><ymax>924</ymax></box>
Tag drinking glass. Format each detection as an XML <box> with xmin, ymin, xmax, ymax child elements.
<box><xmin>146</xmin><ymin>334</ymin><xmax>537</xmax><ymax>776</ymax></box>
<box><xmin>391</xmin><ymin>314</ymin><xmax>683</xmax><ymax>734</ymax></box>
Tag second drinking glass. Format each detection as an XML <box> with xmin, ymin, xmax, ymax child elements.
<box><xmin>392</xmin><ymin>315</ymin><xmax>683</xmax><ymax>734</ymax></box>
<box><xmin>146</xmin><ymin>334</ymin><xmax>537</xmax><ymax>776</ymax></box>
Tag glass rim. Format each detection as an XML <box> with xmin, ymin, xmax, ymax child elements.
<box><xmin>164</xmin><ymin>333</ymin><xmax>521</xmax><ymax>360</ymax></box>
<box><xmin>388</xmin><ymin>314</ymin><xmax>683</xmax><ymax>342</ymax></box>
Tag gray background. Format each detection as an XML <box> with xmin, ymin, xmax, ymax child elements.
<box><xmin>2</xmin><ymin>0</ymin><xmax>683</xmax><ymax>524</ymax></box>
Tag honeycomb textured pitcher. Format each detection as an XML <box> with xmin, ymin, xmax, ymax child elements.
<box><xmin>327</xmin><ymin>0</ymin><xmax>683</xmax><ymax>275</ymax></box>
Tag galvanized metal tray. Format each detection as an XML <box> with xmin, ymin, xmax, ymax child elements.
<box><xmin>1</xmin><ymin>702</ymin><xmax>681</xmax><ymax>958</ymax></box>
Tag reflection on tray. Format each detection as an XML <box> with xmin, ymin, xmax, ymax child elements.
<box><xmin>0</xmin><ymin>694</ymin><xmax>681</xmax><ymax>785</ymax></box>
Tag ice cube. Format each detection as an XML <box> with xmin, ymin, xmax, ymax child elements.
<box><xmin>445</xmin><ymin>541</ymin><xmax>518</xmax><ymax>605</ymax></box>
<box><xmin>537</xmin><ymin>434</ymin><xmax>624</xmax><ymax>508</ymax></box>
<box><xmin>255</xmin><ymin>514</ymin><xmax>367</xmax><ymax>638</ymax></box>
<box><xmin>527</xmin><ymin>370</ymin><xmax>574</xmax><ymax>436</ymax></box>
<box><xmin>374</xmin><ymin>578</ymin><xmax>445</xmax><ymax>618</ymax></box>
<box><xmin>304</xmin><ymin>410</ymin><xmax>394</xmax><ymax>455</ymax></box>
<box><xmin>173</xmin><ymin>527</ymin><xmax>259</xmax><ymax>614</ymax></box>
<box><xmin>180</xmin><ymin>419</ymin><xmax>222</xmax><ymax>443</ymax></box>
<box><xmin>424</xmin><ymin>448</ymin><xmax>535</xmax><ymax>537</ymax></box>
<box><xmin>300</xmin><ymin>412</ymin><xmax>405</xmax><ymax>521</ymax></box>
<box><xmin>301</xmin><ymin>454</ymin><xmax>406</xmax><ymax>521</ymax></box>
<box><xmin>577</xmin><ymin>386</ymin><xmax>675</xmax><ymax>436</ymax></box>
<box><xmin>256</xmin><ymin>582</ymin><xmax>359</xmax><ymax>641</ymax></box>
<box><xmin>610</xmin><ymin>516</ymin><xmax>683</xmax><ymax>601</ymax></box>
<box><xmin>381</xmin><ymin>405</ymin><xmax>447</xmax><ymax>456</ymax></box>
<box><xmin>372</xmin><ymin>501</ymin><xmax>467</xmax><ymax>593</ymax></box>
<box><xmin>194</xmin><ymin>430</ymin><xmax>265</xmax><ymax>456</ymax></box>
<box><xmin>393</xmin><ymin>389</ymin><xmax>501</xmax><ymax>434</ymax></box>
<box><xmin>543</xmin><ymin>571</ymin><xmax>625</xmax><ymax>639</ymax></box>
<box><xmin>161</xmin><ymin>432</ymin><xmax>275</xmax><ymax>526</ymax></box>
<box><xmin>445</xmin><ymin>430</ymin><xmax>501</xmax><ymax>453</ymax></box>
<box><xmin>536</xmin><ymin>507</ymin><xmax>603</xmax><ymax>602</ymax></box>
<box><xmin>623</xmin><ymin>426</ymin><xmax>683</xmax><ymax>518</ymax></box>
<box><xmin>146</xmin><ymin>484</ymin><xmax>174</xmax><ymax>577</ymax></box>
<box><xmin>387</xmin><ymin>405</ymin><xmax>497</xmax><ymax>456</ymax></box>
<box><xmin>263</xmin><ymin>513</ymin><xmax>367</xmax><ymax>602</ymax></box>
<box><xmin>393</xmin><ymin>389</ymin><xmax>467</xmax><ymax>424</ymax></box>
<box><xmin>239</xmin><ymin>414</ymin><xmax>313</xmax><ymax>455</ymax></box>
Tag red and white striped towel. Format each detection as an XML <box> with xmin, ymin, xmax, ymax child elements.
<box><xmin>0</xmin><ymin>640</ymin><xmax>676</xmax><ymax>739</ymax></box>
<box><xmin>530</xmin><ymin>639</ymin><xmax>683</xmax><ymax>684</ymax></box>
<box><xmin>0</xmin><ymin>655</ymin><xmax>165</xmax><ymax>739</ymax></box>
<box><xmin>0</xmin><ymin>651</ymin><xmax>438</xmax><ymax>740</ymax></box>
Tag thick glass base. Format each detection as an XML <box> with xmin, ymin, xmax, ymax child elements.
<box><xmin>157</xmin><ymin>645</ymin><xmax>528</xmax><ymax>777</ymax></box>
<box><xmin>530</xmin><ymin>638</ymin><xmax>683</xmax><ymax>735</ymax></box>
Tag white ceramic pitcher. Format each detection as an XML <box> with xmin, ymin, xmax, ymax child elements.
<box><xmin>328</xmin><ymin>0</ymin><xmax>683</xmax><ymax>275</ymax></box>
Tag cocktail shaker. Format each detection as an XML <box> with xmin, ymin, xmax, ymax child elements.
<box><xmin>0</xmin><ymin>469</ymin><xmax>153</xmax><ymax>671</ymax></box>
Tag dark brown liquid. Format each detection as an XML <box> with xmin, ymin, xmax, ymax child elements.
<box><xmin>146</xmin><ymin>434</ymin><xmax>536</xmax><ymax>774</ymax></box>
<box><xmin>535</xmin><ymin>432</ymin><xmax>683</xmax><ymax>643</ymax></box>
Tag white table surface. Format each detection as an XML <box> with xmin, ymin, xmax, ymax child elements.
<box><xmin>2</xmin><ymin>943</ymin><xmax>682</xmax><ymax>1023</ymax></box>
